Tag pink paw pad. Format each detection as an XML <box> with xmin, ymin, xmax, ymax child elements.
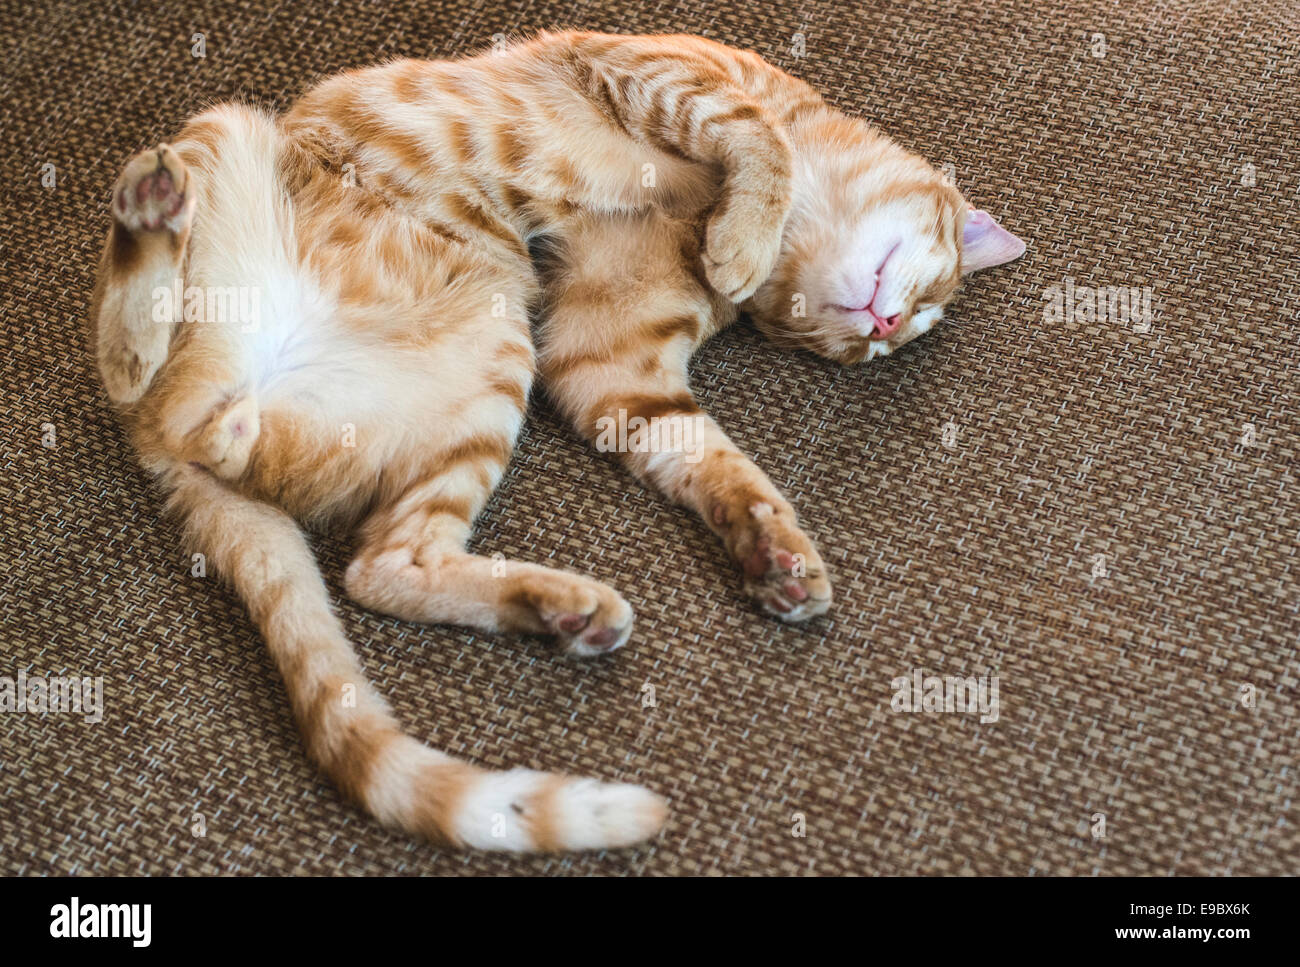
<box><xmin>556</xmin><ymin>613</ymin><xmax>589</xmax><ymax>634</ymax></box>
<box><xmin>582</xmin><ymin>627</ymin><xmax>619</xmax><ymax>651</ymax></box>
<box><xmin>763</xmin><ymin>592</ymin><xmax>794</xmax><ymax>614</ymax></box>
<box><xmin>117</xmin><ymin>152</ymin><xmax>188</xmax><ymax>231</ymax></box>
<box><xmin>743</xmin><ymin>537</ymin><xmax>772</xmax><ymax>577</ymax></box>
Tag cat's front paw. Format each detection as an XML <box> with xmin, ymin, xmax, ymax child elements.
<box><xmin>701</xmin><ymin>202</ymin><xmax>785</xmax><ymax>303</ymax></box>
<box><xmin>716</xmin><ymin>500</ymin><xmax>832</xmax><ymax>622</ymax></box>
<box><xmin>113</xmin><ymin>143</ymin><xmax>194</xmax><ymax>235</ymax></box>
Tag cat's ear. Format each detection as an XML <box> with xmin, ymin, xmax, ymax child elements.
<box><xmin>960</xmin><ymin>208</ymin><xmax>1026</xmax><ymax>274</ymax></box>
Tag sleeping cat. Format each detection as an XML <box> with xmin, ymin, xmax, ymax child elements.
<box><xmin>90</xmin><ymin>31</ymin><xmax>1024</xmax><ymax>854</ymax></box>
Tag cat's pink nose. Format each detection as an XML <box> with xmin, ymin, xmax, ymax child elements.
<box><xmin>872</xmin><ymin>313</ymin><xmax>903</xmax><ymax>339</ymax></box>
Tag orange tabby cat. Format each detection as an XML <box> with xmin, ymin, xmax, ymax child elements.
<box><xmin>90</xmin><ymin>32</ymin><xmax>1023</xmax><ymax>853</ymax></box>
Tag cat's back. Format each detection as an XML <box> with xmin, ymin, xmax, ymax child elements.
<box><xmin>282</xmin><ymin>41</ymin><xmax>717</xmax><ymax>233</ymax></box>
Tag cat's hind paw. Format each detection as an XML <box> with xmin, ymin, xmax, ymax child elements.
<box><xmin>194</xmin><ymin>395</ymin><xmax>260</xmax><ymax>480</ymax></box>
<box><xmin>113</xmin><ymin>143</ymin><xmax>194</xmax><ymax>236</ymax></box>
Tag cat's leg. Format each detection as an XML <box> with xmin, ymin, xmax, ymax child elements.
<box><xmin>149</xmin><ymin>374</ymin><xmax>260</xmax><ymax>481</ymax></box>
<box><xmin>554</xmin><ymin>34</ymin><xmax>795</xmax><ymax>302</ymax></box>
<box><xmin>344</xmin><ymin>433</ymin><xmax>635</xmax><ymax>658</ymax></box>
<box><xmin>127</xmin><ymin>104</ymin><xmax>306</xmax><ymax>481</ymax></box>
<box><xmin>95</xmin><ymin>148</ymin><xmax>260</xmax><ymax>477</ymax></box>
<box><xmin>90</xmin><ymin>144</ymin><xmax>196</xmax><ymax>405</ymax></box>
<box><xmin>549</xmin><ymin>373</ymin><xmax>832</xmax><ymax>622</ymax></box>
<box><xmin>538</xmin><ymin>215</ymin><xmax>832</xmax><ymax>621</ymax></box>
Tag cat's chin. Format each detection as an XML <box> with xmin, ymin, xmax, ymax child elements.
<box><xmin>847</xmin><ymin>305</ymin><xmax>944</xmax><ymax>363</ymax></box>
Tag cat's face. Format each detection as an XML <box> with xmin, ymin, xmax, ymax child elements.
<box><xmin>749</xmin><ymin>136</ymin><xmax>1025</xmax><ymax>364</ymax></box>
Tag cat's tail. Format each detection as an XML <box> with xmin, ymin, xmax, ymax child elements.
<box><xmin>166</xmin><ymin>462</ymin><xmax>667</xmax><ymax>852</ymax></box>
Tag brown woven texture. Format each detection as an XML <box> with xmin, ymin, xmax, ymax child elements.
<box><xmin>1</xmin><ymin>0</ymin><xmax>1296</xmax><ymax>876</ymax></box>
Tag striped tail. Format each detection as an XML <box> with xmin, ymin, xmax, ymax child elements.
<box><xmin>166</xmin><ymin>463</ymin><xmax>667</xmax><ymax>852</ymax></box>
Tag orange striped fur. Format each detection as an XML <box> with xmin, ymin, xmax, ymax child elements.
<box><xmin>89</xmin><ymin>32</ymin><xmax>1023</xmax><ymax>853</ymax></box>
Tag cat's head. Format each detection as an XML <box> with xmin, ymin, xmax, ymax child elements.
<box><xmin>748</xmin><ymin>121</ymin><xmax>1025</xmax><ymax>364</ymax></box>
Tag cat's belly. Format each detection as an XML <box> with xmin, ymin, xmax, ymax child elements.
<box><xmin>146</xmin><ymin>259</ymin><xmax>530</xmax><ymax>526</ymax></box>
<box><xmin>142</xmin><ymin>130</ymin><xmax>539</xmax><ymax>525</ymax></box>
<box><xmin>241</xmin><ymin>315</ymin><xmax>530</xmax><ymax>523</ymax></box>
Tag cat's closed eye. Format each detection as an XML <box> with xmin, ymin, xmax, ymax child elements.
<box><xmin>747</xmin><ymin>149</ymin><xmax>1022</xmax><ymax>364</ymax></box>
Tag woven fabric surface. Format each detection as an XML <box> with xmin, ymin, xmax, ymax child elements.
<box><xmin>1</xmin><ymin>0</ymin><xmax>1296</xmax><ymax>876</ymax></box>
